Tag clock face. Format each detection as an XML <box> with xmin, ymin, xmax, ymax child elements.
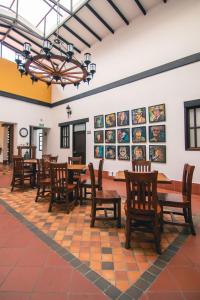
<box><xmin>19</xmin><ymin>128</ymin><xmax>28</xmax><ymax>138</ymax></box>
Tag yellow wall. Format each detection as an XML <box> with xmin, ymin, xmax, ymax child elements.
<box><xmin>0</xmin><ymin>58</ymin><xmax>51</xmax><ymax>103</ymax></box>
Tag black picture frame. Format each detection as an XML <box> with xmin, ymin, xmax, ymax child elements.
<box><xmin>94</xmin><ymin>145</ymin><xmax>104</xmax><ymax>159</ymax></box>
<box><xmin>105</xmin><ymin>145</ymin><xmax>116</xmax><ymax>160</ymax></box>
<box><xmin>148</xmin><ymin>104</ymin><xmax>166</xmax><ymax>123</ymax></box>
<box><xmin>94</xmin><ymin>130</ymin><xmax>104</xmax><ymax>143</ymax></box>
<box><xmin>118</xmin><ymin>146</ymin><xmax>130</xmax><ymax>161</ymax></box>
<box><xmin>132</xmin><ymin>145</ymin><xmax>146</xmax><ymax>161</ymax></box>
<box><xmin>94</xmin><ymin>115</ymin><xmax>104</xmax><ymax>129</ymax></box>
<box><xmin>132</xmin><ymin>107</ymin><xmax>146</xmax><ymax>125</ymax></box>
<box><xmin>105</xmin><ymin>129</ymin><xmax>116</xmax><ymax>143</ymax></box>
<box><xmin>105</xmin><ymin>113</ymin><xmax>116</xmax><ymax>128</ymax></box>
<box><xmin>117</xmin><ymin>110</ymin><xmax>129</xmax><ymax>126</ymax></box>
<box><xmin>132</xmin><ymin>126</ymin><xmax>146</xmax><ymax>143</ymax></box>
<box><xmin>149</xmin><ymin>145</ymin><xmax>166</xmax><ymax>163</ymax></box>
<box><xmin>117</xmin><ymin>128</ymin><xmax>130</xmax><ymax>143</ymax></box>
<box><xmin>149</xmin><ymin>125</ymin><xmax>166</xmax><ymax>143</ymax></box>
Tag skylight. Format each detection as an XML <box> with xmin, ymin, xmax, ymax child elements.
<box><xmin>0</xmin><ymin>0</ymin><xmax>87</xmax><ymax>36</ymax></box>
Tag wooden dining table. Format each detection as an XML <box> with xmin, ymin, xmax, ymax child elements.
<box><xmin>114</xmin><ymin>171</ymin><xmax>171</xmax><ymax>184</ymax></box>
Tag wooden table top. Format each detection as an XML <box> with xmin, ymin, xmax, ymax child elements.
<box><xmin>24</xmin><ymin>160</ymin><xmax>87</xmax><ymax>171</ymax></box>
<box><xmin>114</xmin><ymin>171</ymin><xmax>172</xmax><ymax>184</ymax></box>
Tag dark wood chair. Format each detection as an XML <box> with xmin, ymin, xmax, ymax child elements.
<box><xmin>80</xmin><ymin>159</ymin><xmax>104</xmax><ymax>204</ymax></box>
<box><xmin>35</xmin><ymin>159</ymin><xmax>51</xmax><ymax>202</ymax></box>
<box><xmin>158</xmin><ymin>164</ymin><xmax>196</xmax><ymax>235</ymax></box>
<box><xmin>11</xmin><ymin>157</ymin><xmax>34</xmax><ymax>191</ymax></box>
<box><xmin>48</xmin><ymin>162</ymin><xmax>78</xmax><ymax>214</ymax></box>
<box><xmin>89</xmin><ymin>163</ymin><xmax>121</xmax><ymax>228</ymax></box>
<box><xmin>132</xmin><ymin>160</ymin><xmax>151</xmax><ymax>172</ymax></box>
<box><xmin>42</xmin><ymin>154</ymin><xmax>52</xmax><ymax>161</ymax></box>
<box><xmin>50</xmin><ymin>156</ymin><xmax>58</xmax><ymax>163</ymax></box>
<box><xmin>124</xmin><ymin>170</ymin><xmax>162</xmax><ymax>254</ymax></box>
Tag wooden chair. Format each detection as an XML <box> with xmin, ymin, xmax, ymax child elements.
<box><xmin>42</xmin><ymin>154</ymin><xmax>51</xmax><ymax>161</ymax></box>
<box><xmin>89</xmin><ymin>163</ymin><xmax>121</xmax><ymax>228</ymax></box>
<box><xmin>48</xmin><ymin>162</ymin><xmax>78</xmax><ymax>214</ymax></box>
<box><xmin>80</xmin><ymin>159</ymin><xmax>104</xmax><ymax>204</ymax></box>
<box><xmin>68</xmin><ymin>156</ymin><xmax>82</xmax><ymax>165</ymax></box>
<box><xmin>11</xmin><ymin>157</ymin><xmax>34</xmax><ymax>191</ymax></box>
<box><xmin>132</xmin><ymin>160</ymin><xmax>151</xmax><ymax>172</ymax></box>
<box><xmin>50</xmin><ymin>155</ymin><xmax>58</xmax><ymax>163</ymax></box>
<box><xmin>124</xmin><ymin>170</ymin><xmax>162</xmax><ymax>254</ymax></box>
<box><xmin>35</xmin><ymin>159</ymin><xmax>51</xmax><ymax>202</ymax></box>
<box><xmin>158</xmin><ymin>164</ymin><xmax>196</xmax><ymax>235</ymax></box>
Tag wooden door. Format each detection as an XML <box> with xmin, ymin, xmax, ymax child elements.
<box><xmin>73</xmin><ymin>124</ymin><xmax>86</xmax><ymax>163</ymax></box>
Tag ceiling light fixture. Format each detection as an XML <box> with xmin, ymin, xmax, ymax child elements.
<box><xmin>14</xmin><ymin>2</ymin><xmax>96</xmax><ymax>89</ymax></box>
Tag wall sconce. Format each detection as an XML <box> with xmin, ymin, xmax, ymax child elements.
<box><xmin>66</xmin><ymin>105</ymin><xmax>72</xmax><ymax>118</ymax></box>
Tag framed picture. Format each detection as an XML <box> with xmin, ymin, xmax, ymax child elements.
<box><xmin>94</xmin><ymin>130</ymin><xmax>104</xmax><ymax>143</ymax></box>
<box><xmin>132</xmin><ymin>145</ymin><xmax>146</xmax><ymax>161</ymax></box>
<box><xmin>148</xmin><ymin>104</ymin><xmax>166</xmax><ymax>123</ymax></box>
<box><xmin>94</xmin><ymin>145</ymin><xmax>104</xmax><ymax>159</ymax></box>
<box><xmin>94</xmin><ymin>115</ymin><xmax>104</xmax><ymax>129</ymax></box>
<box><xmin>117</xmin><ymin>110</ymin><xmax>129</xmax><ymax>126</ymax></box>
<box><xmin>132</xmin><ymin>126</ymin><xmax>146</xmax><ymax>143</ymax></box>
<box><xmin>118</xmin><ymin>146</ymin><xmax>130</xmax><ymax>161</ymax></box>
<box><xmin>105</xmin><ymin>129</ymin><xmax>116</xmax><ymax>143</ymax></box>
<box><xmin>132</xmin><ymin>107</ymin><xmax>146</xmax><ymax>125</ymax></box>
<box><xmin>105</xmin><ymin>146</ymin><xmax>116</xmax><ymax>160</ymax></box>
<box><xmin>149</xmin><ymin>125</ymin><xmax>166</xmax><ymax>143</ymax></box>
<box><xmin>105</xmin><ymin>113</ymin><xmax>116</xmax><ymax>128</ymax></box>
<box><xmin>149</xmin><ymin>145</ymin><xmax>166</xmax><ymax>163</ymax></box>
<box><xmin>117</xmin><ymin>128</ymin><xmax>130</xmax><ymax>143</ymax></box>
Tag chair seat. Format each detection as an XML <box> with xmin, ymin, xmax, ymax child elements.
<box><xmin>124</xmin><ymin>201</ymin><xmax>161</xmax><ymax>214</ymax></box>
<box><xmin>158</xmin><ymin>192</ymin><xmax>189</xmax><ymax>207</ymax></box>
<box><xmin>95</xmin><ymin>190</ymin><xmax>121</xmax><ymax>200</ymax></box>
<box><xmin>40</xmin><ymin>178</ymin><xmax>51</xmax><ymax>185</ymax></box>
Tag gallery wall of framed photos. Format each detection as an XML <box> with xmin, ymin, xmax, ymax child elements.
<box><xmin>93</xmin><ymin>104</ymin><xmax>166</xmax><ymax>163</ymax></box>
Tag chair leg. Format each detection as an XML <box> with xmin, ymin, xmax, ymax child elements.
<box><xmin>80</xmin><ymin>186</ymin><xmax>83</xmax><ymax>205</ymax></box>
<box><xmin>125</xmin><ymin>218</ymin><xmax>131</xmax><ymax>249</ymax></box>
<box><xmin>188</xmin><ymin>207</ymin><xmax>196</xmax><ymax>235</ymax></box>
<box><xmin>160</xmin><ymin>205</ymin><xmax>164</xmax><ymax>233</ymax></box>
<box><xmin>114</xmin><ymin>203</ymin><xmax>117</xmax><ymax>219</ymax></box>
<box><xmin>48</xmin><ymin>195</ymin><xmax>53</xmax><ymax>212</ymax></box>
<box><xmin>66</xmin><ymin>194</ymin><xmax>70</xmax><ymax>214</ymax></box>
<box><xmin>153</xmin><ymin>219</ymin><xmax>161</xmax><ymax>254</ymax></box>
<box><xmin>11</xmin><ymin>176</ymin><xmax>14</xmax><ymax>192</ymax></box>
<box><xmin>90</xmin><ymin>200</ymin><xmax>96</xmax><ymax>227</ymax></box>
<box><xmin>117</xmin><ymin>200</ymin><xmax>121</xmax><ymax>228</ymax></box>
<box><xmin>35</xmin><ymin>186</ymin><xmax>40</xmax><ymax>202</ymax></box>
<box><xmin>183</xmin><ymin>207</ymin><xmax>188</xmax><ymax>222</ymax></box>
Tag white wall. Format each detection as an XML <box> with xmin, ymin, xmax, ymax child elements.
<box><xmin>0</xmin><ymin>96</ymin><xmax>51</xmax><ymax>155</ymax></box>
<box><xmin>48</xmin><ymin>0</ymin><xmax>200</xmax><ymax>183</ymax></box>
<box><xmin>52</xmin><ymin>0</ymin><xmax>200</xmax><ymax>102</ymax></box>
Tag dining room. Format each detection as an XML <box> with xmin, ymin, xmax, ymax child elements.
<box><xmin>0</xmin><ymin>0</ymin><xmax>200</xmax><ymax>299</ymax></box>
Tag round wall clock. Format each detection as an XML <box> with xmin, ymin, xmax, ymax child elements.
<box><xmin>19</xmin><ymin>127</ymin><xmax>28</xmax><ymax>138</ymax></box>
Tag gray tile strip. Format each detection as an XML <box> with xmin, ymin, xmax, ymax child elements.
<box><xmin>0</xmin><ymin>199</ymin><xmax>192</xmax><ymax>299</ymax></box>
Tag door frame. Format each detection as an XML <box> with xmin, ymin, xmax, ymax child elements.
<box><xmin>72</xmin><ymin>123</ymin><xmax>86</xmax><ymax>163</ymax></box>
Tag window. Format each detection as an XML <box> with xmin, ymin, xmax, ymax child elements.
<box><xmin>184</xmin><ymin>100</ymin><xmax>200</xmax><ymax>150</ymax></box>
<box><xmin>60</xmin><ymin>125</ymin><xmax>70</xmax><ymax>148</ymax></box>
<box><xmin>39</xmin><ymin>132</ymin><xmax>43</xmax><ymax>151</ymax></box>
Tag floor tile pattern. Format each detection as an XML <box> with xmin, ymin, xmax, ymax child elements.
<box><xmin>0</xmin><ymin>185</ymin><xmax>182</xmax><ymax>293</ymax></box>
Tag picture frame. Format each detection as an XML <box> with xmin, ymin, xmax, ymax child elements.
<box><xmin>117</xmin><ymin>128</ymin><xmax>130</xmax><ymax>143</ymax></box>
<box><xmin>132</xmin><ymin>145</ymin><xmax>146</xmax><ymax>161</ymax></box>
<box><xmin>105</xmin><ymin>113</ymin><xmax>116</xmax><ymax>128</ymax></box>
<box><xmin>117</xmin><ymin>110</ymin><xmax>129</xmax><ymax>126</ymax></box>
<box><xmin>149</xmin><ymin>125</ymin><xmax>166</xmax><ymax>143</ymax></box>
<box><xmin>148</xmin><ymin>104</ymin><xmax>166</xmax><ymax>123</ymax></box>
<box><xmin>118</xmin><ymin>146</ymin><xmax>130</xmax><ymax>161</ymax></box>
<box><xmin>105</xmin><ymin>145</ymin><xmax>116</xmax><ymax>160</ymax></box>
<box><xmin>105</xmin><ymin>129</ymin><xmax>116</xmax><ymax>143</ymax></box>
<box><xmin>132</xmin><ymin>107</ymin><xmax>146</xmax><ymax>125</ymax></box>
<box><xmin>132</xmin><ymin>126</ymin><xmax>146</xmax><ymax>143</ymax></box>
<box><xmin>94</xmin><ymin>145</ymin><xmax>104</xmax><ymax>159</ymax></box>
<box><xmin>149</xmin><ymin>145</ymin><xmax>166</xmax><ymax>163</ymax></box>
<box><xmin>94</xmin><ymin>130</ymin><xmax>104</xmax><ymax>143</ymax></box>
<box><xmin>94</xmin><ymin>115</ymin><xmax>104</xmax><ymax>129</ymax></box>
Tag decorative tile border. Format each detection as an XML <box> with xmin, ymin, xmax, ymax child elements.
<box><xmin>0</xmin><ymin>199</ymin><xmax>192</xmax><ymax>300</ymax></box>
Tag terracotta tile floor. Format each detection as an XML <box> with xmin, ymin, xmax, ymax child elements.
<box><xmin>0</xmin><ymin>171</ymin><xmax>182</xmax><ymax>292</ymax></box>
<box><xmin>0</xmin><ymin>165</ymin><xmax>200</xmax><ymax>299</ymax></box>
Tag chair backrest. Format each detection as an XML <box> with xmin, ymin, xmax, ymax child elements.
<box><xmin>125</xmin><ymin>170</ymin><xmax>158</xmax><ymax>214</ymax></box>
<box><xmin>50</xmin><ymin>156</ymin><xmax>58</xmax><ymax>163</ymax></box>
<box><xmin>182</xmin><ymin>164</ymin><xmax>195</xmax><ymax>200</ymax></box>
<box><xmin>132</xmin><ymin>160</ymin><xmax>151</xmax><ymax>172</ymax></box>
<box><xmin>42</xmin><ymin>154</ymin><xmax>51</xmax><ymax>161</ymax></box>
<box><xmin>13</xmin><ymin>157</ymin><xmax>24</xmax><ymax>176</ymax></box>
<box><xmin>88</xmin><ymin>163</ymin><xmax>96</xmax><ymax>198</ymax></box>
<box><xmin>50</xmin><ymin>162</ymin><xmax>69</xmax><ymax>194</ymax></box>
<box><xmin>97</xmin><ymin>159</ymin><xmax>104</xmax><ymax>190</ymax></box>
<box><xmin>68</xmin><ymin>156</ymin><xmax>82</xmax><ymax>164</ymax></box>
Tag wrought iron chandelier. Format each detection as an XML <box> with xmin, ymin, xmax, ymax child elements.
<box><xmin>14</xmin><ymin>2</ymin><xmax>96</xmax><ymax>88</ymax></box>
